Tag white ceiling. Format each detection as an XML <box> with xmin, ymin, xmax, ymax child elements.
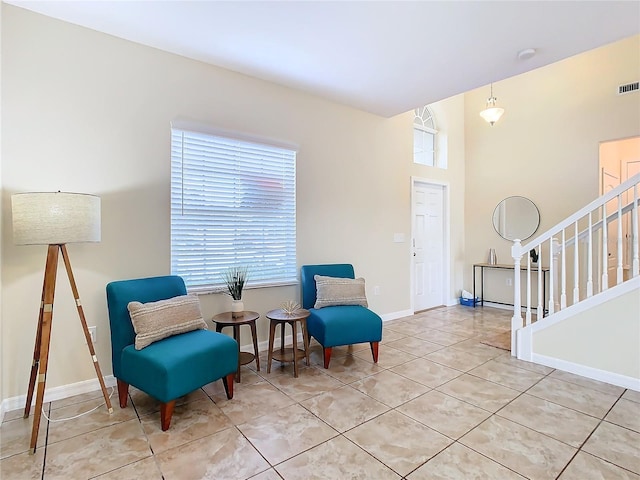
<box><xmin>6</xmin><ymin>1</ymin><xmax>640</xmax><ymax>117</ymax></box>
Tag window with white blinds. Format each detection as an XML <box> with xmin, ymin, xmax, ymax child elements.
<box><xmin>171</xmin><ymin>128</ymin><xmax>297</xmax><ymax>291</ymax></box>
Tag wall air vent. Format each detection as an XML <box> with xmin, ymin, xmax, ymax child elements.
<box><xmin>618</xmin><ymin>81</ymin><xmax>639</xmax><ymax>95</ymax></box>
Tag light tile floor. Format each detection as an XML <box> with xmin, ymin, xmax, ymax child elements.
<box><xmin>1</xmin><ymin>306</ymin><xmax>639</xmax><ymax>479</ymax></box>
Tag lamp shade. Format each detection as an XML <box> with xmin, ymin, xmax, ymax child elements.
<box><xmin>479</xmin><ymin>105</ymin><xmax>505</xmax><ymax>125</ymax></box>
<box><xmin>12</xmin><ymin>192</ymin><xmax>101</xmax><ymax>245</ymax></box>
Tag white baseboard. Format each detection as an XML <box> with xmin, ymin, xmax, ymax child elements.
<box><xmin>482</xmin><ymin>302</ymin><xmax>514</xmax><ymax>311</ymax></box>
<box><xmin>531</xmin><ymin>353</ymin><xmax>640</xmax><ymax>392</ymax></box>
<box><xmin>254</xmin><ymin>332</ymin><xmax>302</xmax><ymax>353</ymax></box>
<box><xmin>381</xmin><ymin>309</ymin><xmax>414</xmax><ymax>322</ymax></box>
<box><xmin>1</xmin><ymin>375</ymin><xmax>117</xmax><ymax>421</ymax></box>
<box><xmin>446</xmin><ymin>297</ymin><xmax>459</xmax><ymax>307</ymax></box>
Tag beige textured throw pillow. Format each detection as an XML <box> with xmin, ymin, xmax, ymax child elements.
<box><xmin>314</xmin><ymin>275</ymin><xmax>368</xmax><ymax>309</ymax></box>
<box><xmin>128</xmin><ymin>294</ymin><xmax>207</xmax><ymax>350</ymax></box>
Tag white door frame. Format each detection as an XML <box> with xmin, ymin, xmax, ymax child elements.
<box><xmin>410</xmin><ymin>176</ymin><xmax>451</xmax><ymax>312</ymax></box>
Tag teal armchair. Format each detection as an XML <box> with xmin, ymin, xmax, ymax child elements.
<box><xmin>301</xmin><ymin>264</ymin><xmax>382</xmax><ymax>368</ymax></box>
<box><xmin>106</xmin><ymin>275</ymin><xmax>238</xmax><ymax>430</ymax></box>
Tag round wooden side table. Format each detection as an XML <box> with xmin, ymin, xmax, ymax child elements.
<box><xmin>266</xmin><ymin>308</ymin><xmax>311</xmax><ymax>378</ymax></box>
<box><xmin>211</xmin><ymin>310</ymin><xmax>260</xmax><ymax>382</ymax></box>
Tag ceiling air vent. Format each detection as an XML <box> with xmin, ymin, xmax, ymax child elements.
<box><xmin>618</xmin><ymin>81</ymin><xmax>639</xmax><ymax>95</ymax></box>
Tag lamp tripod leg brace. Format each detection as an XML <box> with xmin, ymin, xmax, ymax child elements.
<box><xmin>23</xmin><ymin>244</ymin><xmax>113</xmax><ymax>454</ymax></box>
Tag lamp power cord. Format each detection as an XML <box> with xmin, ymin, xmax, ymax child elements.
<box><xmin>40</xmin><ymin>386</ymin><xmax>115</xmax><ymax>423</ymax></box>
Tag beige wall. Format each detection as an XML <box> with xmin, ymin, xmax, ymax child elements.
<box><xmin>0</xmin><ymin>5</ymin><xmax>468</xmax><ymax>400</ymax></box>
<box><xmin>464</xmin><ymin>35</ymin><xmax>640</xmax><ymax>296</ymax></box>
<box><xmin>0</xmin><ymin>2</ymin><xmax>4</xmax><ymax>407</ymax></box>
<box><xmin>3</xmin><ymin>5</ymin><xmax>635</xmax><ymax>403</ymax></box>
<box><xmin>534</xmin><ymin>286</ymin><xmax>640</xmax><ymax>378</ymax></box>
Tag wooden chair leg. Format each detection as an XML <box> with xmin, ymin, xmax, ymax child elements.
<box><xmin>117</xmin><ymin>379</ymin><xmax>129</xmax><ymax>408</ymax></box>
<box><xmin>323</xmin><ymin>347</ymin><xmax>332</xmax><ymax>369</ymax></box>
<box><xmin>160</xmin><ymin>400</ymin><xmax>176</xmax><ymax>431</ymax></box>
<box><xmin>222</xmin><ymin>372</ymin><xmax>235</xmax><ymax>399</ymax></box>
<box><xmin>370</xmin><ymin>341</ymin><xmax>379</xmax><ymax>363</ymax></box>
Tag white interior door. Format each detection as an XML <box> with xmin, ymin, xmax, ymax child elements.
<box><xmin>600</xmin><ymin>136</ymin><xmax>640</xmax><ymax>287</ymax></box>
<box><xmin>412</xmin><ymin>182</ymin><xmax>445</xmax><ymax>311</ymax></box>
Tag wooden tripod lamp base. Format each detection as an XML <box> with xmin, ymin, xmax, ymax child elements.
<box><xmin>11</xmin><ymin>192</ymin><xmax>111</xmax><ymax>454</ymax></box>
<box><xmin>23</xmin><ymin>244</ymin><xmax>113</xmax><ymax>453</ymax></box>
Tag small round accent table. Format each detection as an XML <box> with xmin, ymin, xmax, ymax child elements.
<box><xmin>266</xmin><ymin>308</ymin><xmax>311</xmax><ymax>378</ymax></box>
<box><xmin>211</xmin><ymin>310</ymin><xmax>260</xmax><ymax>382</ymax></box>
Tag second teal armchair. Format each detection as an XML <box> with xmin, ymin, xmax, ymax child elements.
<box><xmin>301</xmin><ymin>264</ymin><xmax>382</xmax><ymax>368</ymax></box>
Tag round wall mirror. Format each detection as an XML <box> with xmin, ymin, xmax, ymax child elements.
<box><xmin>492</xmin><ymin>196</ymin><xmax>540</xmax><ymax>241</ymax></box>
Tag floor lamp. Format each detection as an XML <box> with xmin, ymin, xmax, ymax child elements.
<box><xmin>11</xmin><ymin>192</ymin><xmax>113</xmax><ymax>454</ymax></box>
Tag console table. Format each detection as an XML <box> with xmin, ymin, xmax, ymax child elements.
<box><xmin>472</xmin><ymin>263</ymin><xmax>550</xmax><ymax>317</ymax></box>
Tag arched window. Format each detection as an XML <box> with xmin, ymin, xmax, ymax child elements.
<box><xmin>414</xmin><ymin>106</ymin><xmax>437</xmax><ymax>167</ymax></box>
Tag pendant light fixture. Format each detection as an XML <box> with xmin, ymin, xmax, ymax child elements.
<box><xmin>480</xmin><ymin>83</ymin><xmax>504</xmax><ymax>126</ymax></box>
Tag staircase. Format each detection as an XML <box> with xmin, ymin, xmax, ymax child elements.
<box><xmin>510</xmin><ymin>173</ymin><xmax>640</xmax><ymax>389</ymax></box>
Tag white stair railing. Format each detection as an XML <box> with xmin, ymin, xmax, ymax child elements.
<box><xmin>510</xmin><ymin>173</ymin><xmax>640</xmax><ymax>354</ymax></box>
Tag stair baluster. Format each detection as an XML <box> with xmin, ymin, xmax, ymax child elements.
<box><xmin>617</xmin><ymin>195</ymin><xmax>624</xmax><ymax>285</ymax></box>
<box><xmin>573</xmin><ymin>222</ymin><xmax>580</xmax><ymax>304</ymax></box>
<box><xmin>633</xmin><ymin>184</ymin><xmax>639</xmax><ymax>277</ymax></box>
<box><xmin>587</xmin><ymin>212</ymin><xmax>594</xmax><ymax>297</ymax></box>
<box><xmin>510</xmin><ymin>173</ymin><xmax>639</xmax><ymax>358</ymax></box>
<box><xmin>602</xmin><ymin>204</ymin><xmax>609</xmax><ymax>291</ymax></box>
<box><xmin>561</xmin><ymin>229</ymin><xmax>567</xmax><ymax>309</ymax></box>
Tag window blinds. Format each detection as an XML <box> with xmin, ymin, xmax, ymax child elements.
<box><xmin>170</xmin><ymin>129</ymin><xmax>297</xmax><ymax>290</ymax></box>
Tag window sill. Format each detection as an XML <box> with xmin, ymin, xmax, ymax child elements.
<box><xmin>188</xmin><ymin>280</ymin><xmax>298</xmax><ymax>296</ymax></box>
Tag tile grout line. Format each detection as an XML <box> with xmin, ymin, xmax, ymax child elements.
<box><xmin>130</xmin><ymin>391</ymin><xmax>167</xmax><ymax>480</ymax></box>
<box><xmin>560</xmin><ymin>389</ymin><xmax>638</xmax><ymax>477</ymax></box>
<box><xmin>40</xmin><ymin>402</ymin><xmax>50</xmax><ymax>480</ymax></box>
<box><xmin>449</xmin><ymin>438</ymin><xmax>528</xmax><ymax>479</ymax></box>
<box><xmin>400</xmin><ymin>325</ymin><xmax>562</xmax><ymax>478</ymax></box>
<box><xmin>487</xmin><ymin>367</ymin><xmax>613</xmax><ymax>462</ymax></box>
<box><xmin>5</xmin><ymin>306</ymin><xmax>635</xmax><ymax>479</ymax></box>
<box><xmin>524</xmin><ymin>377</ymin><xmax>624</xmax><ymax>420</ymax></box>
